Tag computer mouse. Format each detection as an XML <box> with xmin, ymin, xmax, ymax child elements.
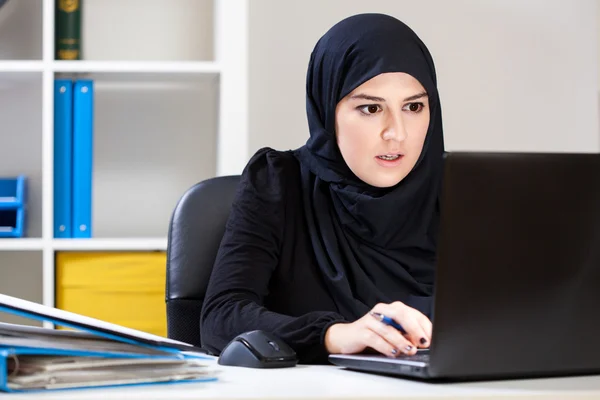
<box><xmin>217</xmin><ymin>330</ymin><xmax>298</xmax><ymax>368</ymax></box>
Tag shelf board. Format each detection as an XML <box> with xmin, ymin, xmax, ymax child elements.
<box><xmin>0</xmin><ymin>61</ymin><xmax>44</xmax><ymax>73</ymax></box>
<box><xmin>0</xmin><ymin>239</ymin><xmax>44</xmax><ymax>251</ymax></box>
<box><xmin>52</xmin><ymin>60</ymin><xmax>221</xmax><ymax>75</ymax></box>
<box><xmin>52</xmin><ymin>238</ymin><xmax>168</xmax><ymax>252</ymax></box>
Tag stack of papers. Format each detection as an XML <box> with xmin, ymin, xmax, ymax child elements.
<box><xmin>0</xmin><ymin>294</ymin><xmax>218</xmax><ymax>392</ymax></box>
<box><xmin>5</xmin><ymin>353</ymin><xmax>212</xmax><ymax>391</ymax></box>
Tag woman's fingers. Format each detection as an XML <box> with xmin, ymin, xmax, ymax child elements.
<box><xmin>365</xmin><ymin>316</ymin><xmax>417</xmax><ymax>356</ymax></box>
<box><xmin>388</xmin><ymin>304</ymin><xmax>430</xmax><ymax>348</ymax></box>
<box><xmin>416</xmin><ymin>313</ymin><xmax>433</xmax><ymax>344</ymax></box>
<box><xmin>359</xmin><ymin>328</ymin><xmax>399</xmax><ymax>357</ymax></box>
<box><xmin>371</xmin><ymin>302</ymin><xmax>431</xmax><ymax>348</ymax></box>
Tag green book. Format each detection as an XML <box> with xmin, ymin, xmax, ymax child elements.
<box><xmin>55</xmin><ymin>0</ymin><xmax>81</xmax><ymax>60</ymax></box>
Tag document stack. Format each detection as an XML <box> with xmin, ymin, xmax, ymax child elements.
<box><xmin>0</xmin><ymin>294</ymin><xmax>218</xmax><ymax>392</ymax></box>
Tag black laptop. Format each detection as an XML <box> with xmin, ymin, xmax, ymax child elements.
<box><xmin>329</xmin><ymin>151</ymin><xmax>600</xmax><ymax>381</ymax></box>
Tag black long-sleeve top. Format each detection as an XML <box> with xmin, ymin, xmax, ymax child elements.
<box><xmin>200</xmin><ymin>148</ymin><xmax>348</xmax><ymax>364</ymax></box>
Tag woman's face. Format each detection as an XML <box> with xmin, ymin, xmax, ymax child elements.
<box><xmin>335</xmin><ymin>72</ymin><xmax>430</xmax><ymax>188</ymax></box>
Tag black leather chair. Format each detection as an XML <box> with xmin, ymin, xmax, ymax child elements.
<box><xmin>165</xmin><ymin>175</ymin><xmax>240</xmax><ymax>348</ymax></box>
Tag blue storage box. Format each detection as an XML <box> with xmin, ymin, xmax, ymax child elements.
<box><xmin>0</xmin><ymin>207</ymin><xmax>25</xmax><ymax>237</ymax></box>
<box><xmin>0</xmin><ymin>175</ymin><xmax>26</xmax><ymax>209</ymax></box>
<box><xmin>0</xmin><ymin>175</ymin><xmax>27</xmax><ymax>238</ymax></box>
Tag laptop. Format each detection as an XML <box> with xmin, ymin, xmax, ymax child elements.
<box><xmin>329</xmin><ymin>151</ymin><xmax>600</xmax><ymax>381</ymax></box>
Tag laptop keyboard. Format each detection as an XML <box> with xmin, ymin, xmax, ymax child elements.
<box><xmin>398</xmin><ymin>349</ymin><xmax>430</xmax><ymax>363</ymax></box>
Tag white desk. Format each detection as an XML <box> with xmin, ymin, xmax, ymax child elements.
<box><xmin>4</xmin><ymin>357</ymin><xmax>600</xmax><ymax>399</ymax></box>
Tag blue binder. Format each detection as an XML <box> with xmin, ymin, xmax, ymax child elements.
<box><xmin>72</xmin><ymin>79</ymin><xmax>94</xmax><ymax>238</ymax></box>
<box><xmin>53</xmin><ymin>79</ymin><xmax>73</xmax><ymax>238</ymax></box>
<box><xmin>0</xmin><ymin>294</ymin><xmax>217</xmax><ymax>392</ymax></box>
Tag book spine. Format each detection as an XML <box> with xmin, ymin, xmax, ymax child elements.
<box><xmin>55</xmin><ymin>0</ymin><xmax>82</xmax><ymax>60</ymax></box>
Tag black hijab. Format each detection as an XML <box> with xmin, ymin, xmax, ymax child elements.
<box><xmin>293</xmin><ymin>13</ymin><xmax>445</xmax><ymax>321</ymax></box>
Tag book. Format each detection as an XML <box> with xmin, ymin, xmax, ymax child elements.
<box><xmin>55</xmin><ymin>0</ymin><xmax>82</xmax><ymax>60</ymax></box>
<box><xmin>0</xmin><ymin>294</ymin><xmax>218</xmax><ymax>392</ymax></box>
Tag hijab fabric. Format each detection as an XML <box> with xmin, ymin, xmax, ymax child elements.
<box><xmin>294</xmin><ymin>13</ymin><xmax>445</xmax><ymax>321</ymax></box>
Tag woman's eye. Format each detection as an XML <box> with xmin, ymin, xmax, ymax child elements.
<box><xmin>359</xmin><ymin>105</ymin><xmax>381</xmax><ymax>115</ymax></box>
<box><xmin>403</xmin><ymin>102</ymin><xmax>424</xmax><ymax>113</ymax></box>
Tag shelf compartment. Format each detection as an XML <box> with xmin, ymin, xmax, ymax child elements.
<box><xmin>0</xmin><ymin>0</ymin><xmax>43</xmax><ymax>61</ymax></box>
<box><xmin>0</xmin><ymin>251</ymin><xmax>43</xmax><ymax>327</ymax></box>
<box><xmin>80</xmin><ymin>0</ymin><xmax>214</xmax><ymax>62</ymax></box>
<box><xmin>0</xmin><ymin>71</ymin><xmax>42</xmax><ymax>92</ymax></box>
<box><xmin>0</xmin><ymin>74</ymin><xmax>42</xmax><ymax>238</ymax></box>
<box><xmin>88</xmin><ymin>75</ymin><xmax>218</xmax><ymax>238</ymax></box>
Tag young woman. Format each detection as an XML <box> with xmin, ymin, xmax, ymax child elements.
<box><xmin>200</xmin><ymin>12</ymin><xmax>445</xmax><ymax>364</ymax></box>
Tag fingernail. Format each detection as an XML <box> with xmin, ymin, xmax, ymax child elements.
<box><xmin>405</xmin><ymin>345</ymin><xmax>413</xmax><ymax>352</ymax></box>
<box><xmin>391</xmin><ymin>348</ymin><xmax>398</xmax><ymax>355</ymax></box>
<box><xmin>420</xmin><ymin>338</ymin><xmax>427</xmax><ymax>345</ymax></box>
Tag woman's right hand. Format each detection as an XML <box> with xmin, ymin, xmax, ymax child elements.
<box><xmin>324</xmin><ymin>302</ymin><xmax>432</xmax><ymax>357</ymax></box>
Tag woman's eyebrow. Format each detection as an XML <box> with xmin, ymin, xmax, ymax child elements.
<box><xmin>349</xmin><ymin>91</ymin><xmax>429</xmax><ymax>102</ymax></box>
<box><xmin>349</xmin><ymin>93</ymin><xmax>385</xmax><ymax>102</ymax></box>
<box><xmin>403</xmin><ymin>91</ymin><xmax>428</xmax><ymax>102</ymax></box>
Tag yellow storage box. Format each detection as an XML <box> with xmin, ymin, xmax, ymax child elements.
<box><xmin>55</xmin><ymin>251</ymin><xmax>167</xmax><ymax>337</ymax></box>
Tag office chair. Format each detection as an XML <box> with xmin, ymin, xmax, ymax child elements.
<box><xmin>165</xmin><ymin>175</ymin><xmax>240</xmax><ymax>347</ymax></box>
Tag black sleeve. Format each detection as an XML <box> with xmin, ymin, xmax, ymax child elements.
<box><xmin>200</xmin><ymin>148</ymin><xmax>345</xmax><ymax>363</ymax></box>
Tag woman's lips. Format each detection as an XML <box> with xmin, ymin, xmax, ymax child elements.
<box><xmin>375</xmin><ymin>154</ymin><xmax>404</xmax><ymax>167</ymax></box>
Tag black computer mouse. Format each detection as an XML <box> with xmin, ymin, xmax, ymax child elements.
<box><xmin>217</xmin><ymin>330</ymin><xmax>298</xmax><ymax>368</ymax></box>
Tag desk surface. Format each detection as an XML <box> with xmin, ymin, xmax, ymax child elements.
<box><xmin>4</xmin><ymin>357</ymin><xmax>600</xmax><ymax>400</ymax></box>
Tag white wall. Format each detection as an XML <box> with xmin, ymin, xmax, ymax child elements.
<box><xmin>248</xmin><ymin>0</ymin><xmax>599</xmax><ymax>156</ymax></box>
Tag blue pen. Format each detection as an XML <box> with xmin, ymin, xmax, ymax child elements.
<box><xmin>370</xmin><ymin>311</ymin><xmax>407</xmax><ymax>334</ymax></box>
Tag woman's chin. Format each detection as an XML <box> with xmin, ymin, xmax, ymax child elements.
<box><xmin>361</xmin><ymin>172</ymin><xmax>408</xmax><ymax>188</ymax></box>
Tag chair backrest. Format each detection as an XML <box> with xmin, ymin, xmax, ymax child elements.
<box><xmin>165</xmin><ymin>175</ymin><xmax>240</xmax><ymax>347</ymax></box>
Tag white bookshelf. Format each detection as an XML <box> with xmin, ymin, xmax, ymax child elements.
<box><xmin>0</xmin><ymin>0</ymin><xmax>248</xmax><ymax>327</ymax></box>
<box><xmin>0</xmin><ymin>238</ymin><xmax>45</xmax><ymax>251</ymax></box>
<box><xmin>53</xmin><ymin>60</ymin><xmax>221</xmax><ymax>74</ymax></box>
<box><xmin>0</xmin><ymin>60</ymin><xmax>44</xmax><ymax>72</ymax></box>
<box><xmin>52</xmin><ymin>238</ymin><xmax>167</xmax><ymax>252</ymax></box>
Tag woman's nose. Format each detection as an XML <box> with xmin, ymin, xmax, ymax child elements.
<box><xmin>382</xmin><ymin>113</ymin><xmax>407</xmax><ymax>142</ymax></box>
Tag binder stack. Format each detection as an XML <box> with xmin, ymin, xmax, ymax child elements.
<box><xmin>53</xmin><ymin>78</ymin><xmax>94</xmax><ymax>239</ymax></box>
<box><xmin>0</xmin><ymin>293</ymin><xmax>218</xmax><ymax>392</ymax></box>
<box><xmin>0</xmin><ymin>175</ymin><xmax>27</xmax><ymax>238</ymax></box>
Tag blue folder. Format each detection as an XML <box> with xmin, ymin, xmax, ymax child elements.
<box><xmin>72</xmin><ymin>79</ymin><xmax>94</xmax><ymax>238</ymax></box>
<box><xmin>53</xmin><ymin>79</ymin><xmax>73</xmax><ymax>238</ymax></box>
<box><xmin>0</xmin><ymin>294</ymin><xmax>217</xmax><ymax>392</ymax></box>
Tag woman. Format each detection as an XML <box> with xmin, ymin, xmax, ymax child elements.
<box><xmin>200</xmin><ymin>12</ymin><xmax>445</xmax><ymax>364</ymax></box>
